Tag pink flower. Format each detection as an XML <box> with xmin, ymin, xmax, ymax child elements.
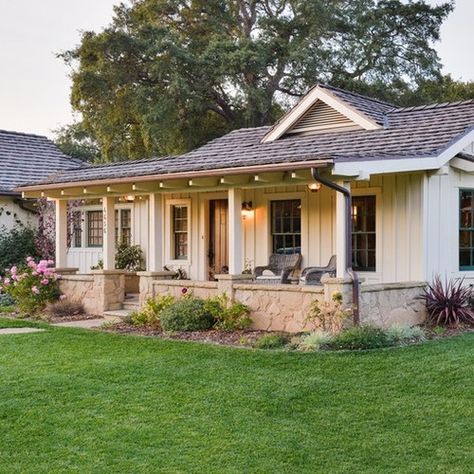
<box><xmin>40</xmin><ymin>279</ymin><xmax>49</xmax><ymax>285</ymax></box>
<box><xmin>59</xmin><ymin>295</ymin><xmax>66</xmax><ymax>300</ymax></box>
<box><xmin>32</xmin><ymin>271</ymin><xmax>38</xmax><ymax>276</ymax></box>
<box><xmin>31</xmin><ymin>286</ymin><xmax>40</xmax><ymax>295</ymax></box>
<box><xmin>28</xmin><ymin>260</ymin><xmax>37</xmax><ymax>269</ymax></box>
<box><xmin>26</xmin><ymin>256</ymin><xmax>33</xmax><ymax>262</ymax></box>
<box><xmin>10</xmin><ymin>266</ymin><xmax>17</xmax><ymax>274</ymax></box>
<box><xmin>3</xmin><ymin>278</ymin><xmax>10</xmax><ymax>285</ymax></box>
<box><xmin>181</xmin><ymin>287</ymin><xmax>188</xmax><ymax>295</ymax></box>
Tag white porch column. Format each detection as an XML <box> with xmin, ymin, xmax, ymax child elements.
<box><xmin>54</xmin><ymin>199</ymin><xmax>68</xmax><ymax>268</ymax></box>
<box><xmin>336</xmin><ymin>180</ymin><xmax>351</xmax><ymax>278</ymax></box>
<box><xmin>228</xmin><ymin>188</ymin><xmax>243</xmax><ymax>274</ymax></box>
<box><xmin>102</xmin><ymin>196</ymin><xmax>116</xmax><ymax>270</ymax></box>
<box><xmin>148</xmin><ymin>193</ymin><xmax>163</xmax><ymax>272</ymax></box>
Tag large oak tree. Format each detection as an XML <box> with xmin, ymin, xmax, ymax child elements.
<box><xmin>61</xmin><ymin>0</ymin><xmax>453</xmax><ymax>161</ymax></box>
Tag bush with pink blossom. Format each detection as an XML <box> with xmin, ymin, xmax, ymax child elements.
<box><xmin>0</xmin><ymin>257</ymin><xmax>61</xmax><ymax>315</ymax></box>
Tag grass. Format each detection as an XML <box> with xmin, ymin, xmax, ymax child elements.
<box><xmin>1</xmin><ymin>318</ymin><xmax>474</xmax><ymax>473</ymax></box>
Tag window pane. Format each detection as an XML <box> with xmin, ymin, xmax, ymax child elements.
<box><xmin>459</xmin><ymin>190</ymin><xmax>474</xmax><ymax>269</ymax></box>
<box><xmin>87</xmin><ymin>211</ymin><xmax>103</xmax><ymax>247</ymax></box>
<box><xmin>271</xmin><ymin>200</ymin><xmax>301</xmax><ymax>254</ymax></box>
<box><xmin>352</xmin><ymin>196</ymin><xmax>376</xmax><ymax>272</ymax></box>
<box><xmin>173</xmin><ymin>205</ymin><xmax>188</xmax><ymax>259</ymax></box>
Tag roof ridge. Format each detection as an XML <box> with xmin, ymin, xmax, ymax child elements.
<box><xmin>318</xmin><ymin>84</ymin><xmax>395</xmax><ymax>108</ymax></box>
<box><xmin>0</xmin><ymin>128</ymin><xmax>51</xmax><ymax>139</ymax></box>
<box><xmin>389</xmin><ymin>98</ymin><xmax>474</xmax><ymax>114</ymax></box>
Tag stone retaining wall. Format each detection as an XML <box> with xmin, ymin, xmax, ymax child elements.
<box><xmin>360</xmin><ymin>282</ymin><xmax>427</xmax><ymax>328</ymax></box>
<box><xmin>59</xmin><ymin>275</ymin><xmax>97</xmax><ymax>315</ymax></box>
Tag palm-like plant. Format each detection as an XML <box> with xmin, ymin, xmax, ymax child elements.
<box><xmin>421</xmin><ymin>275</ymin><xmax>474</xmax><ymax>326</ymax></box>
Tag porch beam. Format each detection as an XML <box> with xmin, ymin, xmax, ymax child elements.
<box><xmin>188</xmin><ymin>177</ymin><xmax>220</xmax><ymax>187</ymax></box>
<box><xmin>228</xmin><ymin>188</ymin><xmax>243</xmax><ymax>274</ymax></box>
<box><xmin>102</xmin><ymin>196</ymin><xmax>116</xmax><ymax>270</ymax></box>
<box><xmin>148</xmin><ymin>193</ymin><xmax>163</xmax><ymax>272</ymax></box>
<box><xmin>54</xmin><ymin>199</ymin><xmax>68</xmax><ymax>268</ymax></box>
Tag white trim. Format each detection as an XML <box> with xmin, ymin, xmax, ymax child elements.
<box><xmin>165</xmin><ymin>198</ymin><xmax>192</xmax><ymax>265</ymax></box>
<box><xmin>261</xmin><ymin>85</ymin><xmax>380</xmax><ymax>143</ymax></box>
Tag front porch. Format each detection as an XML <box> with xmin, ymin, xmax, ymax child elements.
<box><xmin>41</xmin><ymin>169</ymin><xmax>428</xmax><ymax>330</ymax></box>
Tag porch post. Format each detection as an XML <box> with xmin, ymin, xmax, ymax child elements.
<box><xmin>54</xmin><ymin>199</ymin><xmax>68</xmax><ymax>268</ymax></box>
<box><xmin>148</xmin><ymin>193</ymin><xmax>163</xmax><ymax>272</ymax></box>
<box><xmin>336</xmin><ymin>180</ymin><xmax>351</xmax><ymax>278</ymax></box>
<box><xmin>102</xmin><ymin>196</ymin><xmax>116</xmax><ymax>270</ymax></box>
<box><xmin>228</xmin><ymin>188</ymin><xmax>243</xmax><ymax>274</ymax></box>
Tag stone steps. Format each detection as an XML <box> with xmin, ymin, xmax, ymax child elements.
<box><xmin>103</xmin><ymin>293</ymin><xmax>140</xmax><ymax>322</ymax></box>
<box><xmin>123</xmin><ymin>301</ymin><xmax>140</xmax><ymax>311</ymax></box>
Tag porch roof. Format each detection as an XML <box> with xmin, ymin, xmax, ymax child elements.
<box><xmin>16</xmin><ymin>84</ymin><xmax>474</xmax><ymax>192</ymax></box>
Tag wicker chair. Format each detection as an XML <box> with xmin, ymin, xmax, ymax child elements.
<box><xmin>300</xmin><ymin>255</ymin><xmax>337</xmax><ymax>286</ymax></box>
<box><xmin>254</xmin><ymin>253</ymin><xmax>302</xmax><ymax>284</ymax></box>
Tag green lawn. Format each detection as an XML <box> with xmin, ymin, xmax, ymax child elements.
<box><xmin>1</xmin><ymin>318</ymin><xmax>474</xmax><ymax>473</ymax></box>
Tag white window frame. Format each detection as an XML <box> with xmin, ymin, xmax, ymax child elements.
<box><xmin>165</xmin><ymin>198</ymin><xmax>192</xmax><ymax>264</ymax></box>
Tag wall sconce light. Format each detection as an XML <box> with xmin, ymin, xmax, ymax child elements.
<box><xmin>241</xmin><ymin>201</ymin><xmax>254</xmax><ymax>219</ymax></box>
<box><xmin>119</xmin><ymin>195</ymin><xmax>136</xmax><ymax>202</ymax></box>
<box><xmin>307</xmin><ymin>182</ymin><xmax>321</xmax><ymax>193</ymax></box>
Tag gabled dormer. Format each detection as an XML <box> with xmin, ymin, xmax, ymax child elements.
<box><xmin>262</xmin><ymin>84</ymin><xmax>392</xmax><ymax>143</ymax></box>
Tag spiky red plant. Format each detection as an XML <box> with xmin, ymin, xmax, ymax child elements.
<box><xmin>421</xmin><ymin>275</ymin><xmax>474</xmax><ymax>327</ymax></box>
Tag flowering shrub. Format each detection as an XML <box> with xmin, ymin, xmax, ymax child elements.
<box><xmin>0</xmin><ymin>257</ymin><xmax>61</xmax><ymax>315</ymax></box>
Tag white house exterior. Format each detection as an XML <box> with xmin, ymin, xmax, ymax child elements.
<box><xmin>17</xmin><ymin>84</ymin><xmax>474</xmax><ymax>330</ymax></box>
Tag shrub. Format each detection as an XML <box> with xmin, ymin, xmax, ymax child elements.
<box><xmin>296</xmin><ymin>330</ymin><xmax>333</xmax><ymax>352</ymax></box>
<box><xmin>0</xmin><ymin>258</ymin><xmax>60</xmax><ymax>315</ymax></box>
<box><xmin>329</xmin><ymin>325</ymin><xmax>390</xmax><ymax>350</ymax></box>
<box><xmin>254</xmin><ymin>333</ymin><xmax>290</xmax><ymax>350</ymax></box>
<box><xmin>45</xmin><ymin>299</ymin><xmax>84</xmax><ymax>318</ymax></box>
<box><xmin>385</xmin><ymin>324</ymin><xmax>426</xmax><ymax>345</ymax></box>
<box><xmin>204</xmin><ymin>294</ymin><xmax>252</xmax><ymax>331</ymax></box>
<box><xmin>160</xmin><ymin>296</ymin><xmax>215</xmax><ymax>332</ymax></box>
<box><xmin>0</xmin><ymin>293</ymin><xmax>15</xmax><ymax>307</ymax></box>
<box><xmin>130</xmin><ymin>295</ymin><xmax>176</xmax><ymax>327</ymax></box>
<box><xmin>420</xmin><ymin>276</ymin><xmax>474</xmax><ymax>326</ymax></box>
<box><xmin>115</xmin><ymin>244</ymin><xmax>145</xmax><ymax>271</ymax></box>
<box><xmin>0</xmin><ymin>227</ymin><xmax>38</xmax><ymax>273</ymax></box>
<box><xmin>306</xmin><ymin>292</ymin><xmax>350</xmax><ymax>334</ymax></box>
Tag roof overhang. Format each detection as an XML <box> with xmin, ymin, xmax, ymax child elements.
<box><xmin>0</xmin><ymin>190</ymin><xmax>21</xmax><ymax>197</ymax></box>
<box><xmin>16</xmin><ymin>159</ymin><xmax>332</xmax><ymax>199</ymax></box>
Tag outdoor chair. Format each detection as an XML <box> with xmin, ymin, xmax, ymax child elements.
<box><xmin>254</xmin><ymin>253</ymin><xmax>302</xmax><ymax>284</ymax></box>
<box><xmin>300</xmin><ymin>255</ymin><xmax>337</xmax><ymax>286</ymax></box>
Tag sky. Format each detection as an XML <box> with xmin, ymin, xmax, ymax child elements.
<box><xmin>0</xmin><ymin>0</ymin><xmax>472</xmax><ymax>138</ymax></box>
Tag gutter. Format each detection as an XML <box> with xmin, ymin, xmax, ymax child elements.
<box><xmin>311</xmin><ymin>167</ymin><xmax>360</xmax><ymax>325</ymax></box>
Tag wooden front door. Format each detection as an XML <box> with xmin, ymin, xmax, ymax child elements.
<box><xmin>209</xmin><ymin>199</ymin><xmax>229</xmax><ymax>280</ymax></box>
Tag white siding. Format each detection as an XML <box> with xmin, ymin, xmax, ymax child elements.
<box><xmin>0</xmin><ymin>197</ymin><xmax>37</xmax><ymax>230</ymax></box>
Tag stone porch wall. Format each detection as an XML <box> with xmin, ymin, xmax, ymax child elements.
<box><xmin>360</xmin><ymin>282</ymin><xmax>427</xmax><ymax>328</ymax></box>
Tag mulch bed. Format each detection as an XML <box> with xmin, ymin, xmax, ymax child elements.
<box><xmin>106</xmin><ymin>322</ymin><xmax>278</xmax><ymax>347</ymax></box>
<box><xmin>1</xmin><ymin>312</ymin><xmax>102</xmax><ymax>324</ymax></box>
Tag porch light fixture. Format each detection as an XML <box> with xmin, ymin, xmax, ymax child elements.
<box><xmin>241</xmin><ymin>201</ymin><xmax>254</xmax><ymax>219</ymax></box>
<box><xmin>307</xmin><ymin>182</ymin><xmax>321</xmax><ymax>192</ymax></box>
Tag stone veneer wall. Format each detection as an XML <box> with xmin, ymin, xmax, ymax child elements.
<box><xmin>233</xmin><ymin>284</ymin><xmax>324</xmax><ymax>332</ymax></box>
<box><xmin>59</xmin><ymin>275</ymin><xmax>97</xmax><ymax>315</ymax></box>
<box><xmin>360</xmin><ymin>282</ymin><xmax>427</xmax><ymax>328</ymax></box>
<box><xmin>153</xmin><ymin>280</ymin><xmax>219</xmax><ymax>300</ymax></box>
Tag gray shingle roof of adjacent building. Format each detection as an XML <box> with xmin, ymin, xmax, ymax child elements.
<box><xmin>0</xmin><ymin>130</ymin><xmax>82</xmax><ymax>194</ymax></box>
<box><xmin>17</xmin><ymin>86</ymin><xmax>474</xmax><ymax>188</ymax></box>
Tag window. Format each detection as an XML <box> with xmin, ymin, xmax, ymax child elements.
<box><xmin>87</xmin><ymin>210</ymin><xmax>103</xmax><ymax>247</ymax></box>
<box><xmin>460</xmin><ymin>190</ymin><xmax>474</xmax><ymax>270</ymax></box>
<box><xmin>172</xmin><ymin>205</ymin><xmax>188</xmax><ymax>260</ymax></box>
<box><xmin>72</xmin><ymin>211</ymin><xmax>82</xmax><ymax>248</ymax></box>
<box><xmin>352</xmin><ymin>196</ymin><xmax>376</xmax><ymax>272</ymax></box>
<box><xmin>115</xmin><ymin>209</ymin><xmax>132</xmax><ymax>246</ymax></box>
<box><xmin>271</xmin><ymin>200</ymin><xmax>301</xmax><ymax>254</ymax></box>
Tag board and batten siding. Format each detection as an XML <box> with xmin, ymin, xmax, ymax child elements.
<box><xmin>160</xmin><ymin>173</ymin><xmax>425</xmax><ymax>284</ymax></box>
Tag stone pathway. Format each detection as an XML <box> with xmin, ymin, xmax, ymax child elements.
<box><xmin>52</xmin><ymin>319</ymin><xmax>105</xmax><ymax>329</ymax></box>
<box><xmin>0</xmin><ymin>327</ymin><xmax>45</xmax><ymax>335</ymax></box>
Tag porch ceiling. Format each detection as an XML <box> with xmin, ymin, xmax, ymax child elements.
<box><xmin>18</xmin><ymin>161</ymin><xmax>331</xmax><ymax>199</ymax></box>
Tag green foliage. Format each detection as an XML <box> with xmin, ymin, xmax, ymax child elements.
<box><xmin>0</xmin><ymin>227</ymin><xmax>38</xmax><ymax>273</ymax></box>
<box><xmin>0</xmin><ymin>293</ymin><xmax>15</xmax><ymax>307</ymax></box>
<box><xmin>254</xmin><ymin>333</ymin><xmax>290</xmax><ymax>350</ymax></box>
<box><xmin>306</xmin><ymin>292</ymin><xmax>350</xmax><ymax>334</ymax></box>
<box><xmin>130</xmin><ymin>295</ymin><xmax>176</xmax><ymax>327</ymax></box>
<box><xmin>329</xmin><ymin>326</ymin><xmax>390</xmax><ymax>350</ymax></box>
<box><xmin>45</xmin><ymin>300</ymin><xmax>85</xmax><ymax>318</ymax></box>
<box><xmin>115</xmin><ymin>244</ymin><xmax>144</xmax><ymax>271</ymax></box>
<box><xmin>62</xmin><ymin>0</ymin><xmax>452</xmax><ymax>162</ymax></box>
<box><xmin>54</xmin><ymin>123</ymin><xmax>100</xmax><ymax>162</ymax></box>
<box><xmin>205</xmin><ymin>293</ymin><xmax>252</xmax><ymax>331</ymax></box>
<box><xmin>385</xmin><ymin>325</ymin><xmax>426</xmax><ymax>345</ymax></box>
<box><xmin>0</xmin><ymin>258</ymin><xmax>60</xmax><ymax>316</ymax></box>
<box><xmin>296</xmin><ymin>330</ymin><xmax>334</xmax><ymax>352</ymax></box>
<box><xmin>160</xmin><ymin>296</ymin><xmax>215</xmax><ymax>332</ymax></box>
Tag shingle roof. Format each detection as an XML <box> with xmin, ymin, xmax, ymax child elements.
<box><xmin>0</xmin><ymin>130</ymin><xmax>82</xmax><ymax>194</ymax></box>
<box><xmin>17</xmin><ymin>87</ymin><xmax>474</xmax><ymax>188</ymax></box>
